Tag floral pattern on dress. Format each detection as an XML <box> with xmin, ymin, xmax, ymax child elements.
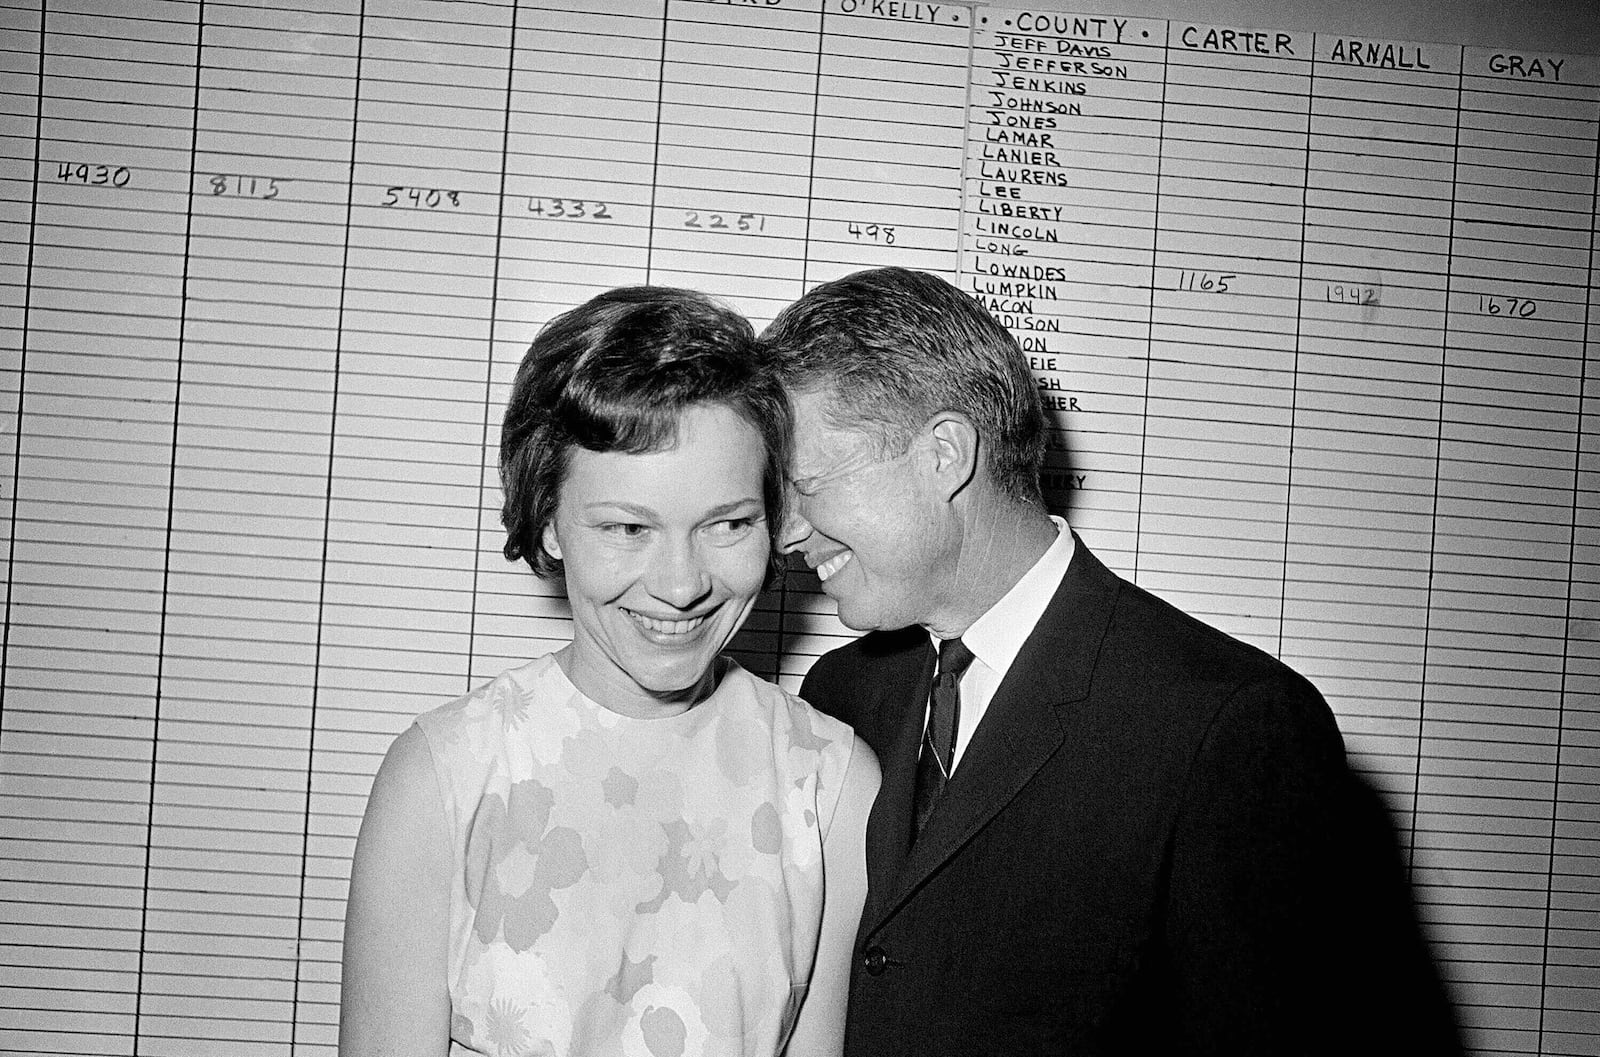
<box><xmin>415</xmin><ymin>654</ymin><xmax>855</xmax><ymax>1057</ymax></box>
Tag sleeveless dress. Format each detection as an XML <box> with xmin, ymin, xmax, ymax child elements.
<box><xmin>412</xmin><ymin>653</ymin><xmax>858</xmax><ymax>1057</ymax></box>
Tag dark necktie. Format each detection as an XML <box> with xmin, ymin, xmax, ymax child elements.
<box><xmin>912</xmin><ymin>636</ymin><xmax>976</xmax><ymax>840</ymax></box>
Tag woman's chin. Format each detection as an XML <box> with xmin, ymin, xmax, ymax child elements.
<box><xmin>620</xmin><ymin>651</ymin><xmax>720</xmax><ymax>700</ymax></box>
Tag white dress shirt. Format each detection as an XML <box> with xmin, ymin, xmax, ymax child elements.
<box><xmin>930</xmin><ymin>516</ymin><xmax>1075</xmax><ymax>772</ymax></box>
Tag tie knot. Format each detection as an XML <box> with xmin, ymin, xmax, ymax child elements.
<box><xmin>937</xmin><ymin>637</ymin><xmax>975</xmax><ymax>681</ymax></box>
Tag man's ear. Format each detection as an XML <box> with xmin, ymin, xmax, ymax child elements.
<box><xmin>926</xmin><ymin>411</ymin><xmax>979</xmax><ymax>502</ymax></box>
<box><xmin>541</xmin><ymin>521</ymin><xmax>563</xmax><ymax>561</ymax></box>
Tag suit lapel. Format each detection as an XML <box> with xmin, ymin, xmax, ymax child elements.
<box><xmin>859</xmin><ymin>634</ymin><xmax>936</xmax><ymax>925</ymax></box>
<box><xmin>864</xmin><ymin>537</ymin><xmax>1123</xmax><ymax>931</ymax></box>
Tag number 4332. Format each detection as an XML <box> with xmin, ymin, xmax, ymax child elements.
<box><xmin>528</xmin><ymin>197</ymin><xmax>611</xmax><ymax>219</ymax></box>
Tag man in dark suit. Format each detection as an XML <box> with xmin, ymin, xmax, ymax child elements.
<box><xmin>761</xmin><ymin>267</ymin><xmax>1459</xmax><ymax>1055</ymax></box>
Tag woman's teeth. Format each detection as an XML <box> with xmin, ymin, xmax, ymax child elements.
<box><xmin>628</xmin><ymin>611</ymin><xmax>708</xmax><ymax>635</ymax></box>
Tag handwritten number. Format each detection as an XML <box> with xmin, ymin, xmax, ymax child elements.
<box><xmin>208</xmin><ymin>175</ymin><xmax>281</xmax><ymax>199</ymax></box>
<box><xmin>527</xmin><ymin>197</ymin><xmax>612</xmax><ymax>221</ymax></box>
<box><xmin>1177</xmin><ymin>270</ymin><xmax>1235</xmax><ymax>293</ymax></box>
<box><xmin>383</xmin><ymin>185</ymin><xmax>462</xmax><ymax>210</ymax></box>
<box><xmin>1325</xmin><ymin>283</ymin><xmax>1379</xmax><ymax>305</ymax></box>
<box><xmin>1478</xmin><ymin>294</ymin><xmax>1537</xmax><ymax>318</ymax></box>
<box><xmin>682</xmin><ymin>210</ymin><xmax>765</xmax><ymax>233</ymax></box>
<box><xmin>846</xmin><ymin>222</ymin><xmax>895</xmax><ymax>245</ymax></box>
<box><xmin>56</xmin><ymin>162</ymin><xmax>131</xmax><ymax>187</ymax></box>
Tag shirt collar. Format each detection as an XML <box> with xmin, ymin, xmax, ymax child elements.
<box><xmin>937</xmin><ymin>516</ymin><xmax>1074</xmax><ymax>681</ymax></box>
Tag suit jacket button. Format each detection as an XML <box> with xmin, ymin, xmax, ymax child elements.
<box><xmin>863</xmin><ymin>946</ymin><xmax>888</xmax><ymax>975</ymax></box>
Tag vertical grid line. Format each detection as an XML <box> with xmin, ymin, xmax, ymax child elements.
<box><xmin>798</xmin><ymin>3</ymin><xmax>824</xmax><ymax>290</ymax></box>
<box><xmin>1277</xmin><ymin>50</ymin><xmax>1315</xmax><ymax>659</ymax></box>
<box><xmin>644</xmin><ymin>1</ymin><xmax>669</xmax><ymax>282</ymax></box>
<box><xmin>952</xmin><ymin>8</ymin><xmax>977</xmax><ymax>285</ymax></box>
<box><xmin>1131</xmin><ymin>23</ymin><xmax>1169</xmax><ymax>581</ymax></box>
<box><xmin>136</xmin><ymin>1</ymin><xmax>206</xmax><ymax>1049</ymax></box>
<box><xmin>465</xmin><ymin>0</ymin><xmax>521</xmax><ymax>694</ymax></box>
<box><xmin>1409</xmin><ymin>44</ymin><xmax>1467</xmax><ymax>876</ymax></box>
<box><xmin>776</xmin><ymin>1</ymin><xmax>830</xmax><ymax>685</ymax></box>
<box><xmin>0</xmin><ymin>0</ymin><xmax>48</xmax><ymax>737</ymax></box>
<box><xmin>1537</xmin><ymin>95</ymin><xmax>1600</xmax><ymax>1056</ymax></box>
<box><xmin>298</xmin><ymin>2</ymin><xmax>367</xmax><ymax>1044</ymax></box>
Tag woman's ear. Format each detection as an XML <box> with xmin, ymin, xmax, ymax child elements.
<box><xmin>541</xmin><ymin>521</ymin><xmax>563</xmax><ymax>561</ymax></box>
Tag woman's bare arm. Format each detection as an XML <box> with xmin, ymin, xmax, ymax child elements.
<box><xmin>785</xmin><ymin>735</ymin><xmax>881</xmax><ymax>1057</ymax></box>
<box><xmin>340</xmin><ymin>725</ymin><xmax>454</xmax><ymax>1056</ymax></box>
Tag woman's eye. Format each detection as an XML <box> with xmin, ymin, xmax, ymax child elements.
<box><xmin>705</xmin><ymin>517</ymin><xmax>757</xmax><ymax>540</ymax></box>
<box><xmin>601</xmin><ymin>522</ymin><xmax>648</xmax><ymax>538</ymax></box>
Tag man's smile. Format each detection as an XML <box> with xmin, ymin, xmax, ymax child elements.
<box><xmin>815</xmin><ymin>551</ymin><xmax>854</xmax><ymax>582</ymax></box>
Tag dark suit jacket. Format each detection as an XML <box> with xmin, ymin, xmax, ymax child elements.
<box><xmin>801</xmin><ymin>538</ymin><xmax>1459</xmax><ymax>1056</ymax></box>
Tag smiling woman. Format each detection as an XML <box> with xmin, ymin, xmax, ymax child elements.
<box><xmin>338</xmin><ymin>288</ymin><xmax>879</xmax><ymax>1057</ymax></box>
<box><xmin>544</xmin><ymin>404</ymin><xmax>771</xmax><ymax>718</ymax></box>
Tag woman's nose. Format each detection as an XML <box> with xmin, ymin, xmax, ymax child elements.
<box><xmin>649</xmin><ymin>540</ymin><xmax>713</xmax><ymax>608</ymax></box>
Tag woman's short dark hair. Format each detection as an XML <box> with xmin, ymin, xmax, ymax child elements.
<box><xmin>500</xmin><ymin>286</ymin><xmax>789</xmax><ymax>583</ymax></box>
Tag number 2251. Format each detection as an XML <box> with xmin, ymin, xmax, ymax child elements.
<box><xmin>684</xmin><ymin>211</ymin><xmax>764</xmax><ymax>232</ymax></box>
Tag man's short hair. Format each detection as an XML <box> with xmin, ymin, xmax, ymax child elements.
<box><xmin>760</xmin><ymin>267</ymin><xmax>1046</xmax><ymax>503</ymax></box>
<box><xmin>500</xmin><ymin>286</ymin><xmax>789</xmax><ymax>582</ymax></box>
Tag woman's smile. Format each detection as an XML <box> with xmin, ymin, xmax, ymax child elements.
<box><xmin>543</xmin><ymin>403</ymin><xmax>770</xmax><ymax>718</ymax></box>
<box><xmin>623</xmin><ymin>606</ymin><xmax>713</xmax><ymax>637</ymax></box>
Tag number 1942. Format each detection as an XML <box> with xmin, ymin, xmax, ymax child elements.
<box><xmin>1326</xmin><ymin>283</ymin><xmax>1379</xmax><ymax>305</ymax></box>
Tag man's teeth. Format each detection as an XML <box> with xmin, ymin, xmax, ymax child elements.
<box><xmin>629</xmin><ymin>612</ymin><xmax>707</xmax><ymax>635</ymax></box>
<box><xmin>816</xmin><ymin>552</ymin><xmax>853</xmax><ymax>582</ymax></box>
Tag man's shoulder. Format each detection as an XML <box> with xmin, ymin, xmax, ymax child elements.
<box><xmin>1011</xmin><ymin>540</ymin><xmax>1330</xmax><ymax>740</ymax></box>
<box><xmin>1086</xmin><ymin>564</ymin><xmax>1339</xmax><ymax>758</ymax></box>
<box><xmin>806</xmin><ymin>626</ymin><xmax>923</xmax><ymax>684</ymax></box>
<box><xmin>1112</xmin><ymin>572</ymin><xmax>1314</xmax><ymax>690</ymax></box>
<box><xmin>799</xmin><ymin>626</ymin><xmax>925</xmax><ymax>726</ymax></box>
